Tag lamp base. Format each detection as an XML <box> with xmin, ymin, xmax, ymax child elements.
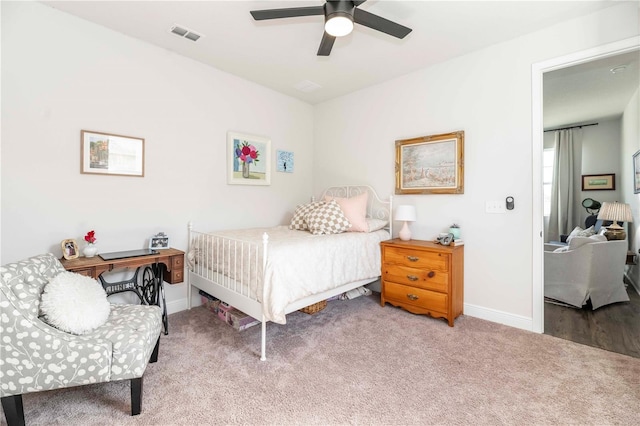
<box><xmin>604</xmin><ymin>228</ymin><xmax>626</xmax><ymax>240</ymax></box>
<box><xmin>603</xmin><ymin>222</ymin><xmax>626</xmax><ymax>240</ymax></box>
<box><xmin>398</xmin><ymin>221</ymin><xmax>412</xmax><ymax>241</ymax></box>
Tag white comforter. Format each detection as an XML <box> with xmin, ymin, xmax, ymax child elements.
<box><xmin>192</xmin><ymin>226</ymin><xmax>390</xmax><ymax>324</ymax></box>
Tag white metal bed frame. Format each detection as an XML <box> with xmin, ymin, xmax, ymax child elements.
<box><xmin>187</xmin><ymin>185</ymin><xmax>392</xmax><ymax>360</ymax></box>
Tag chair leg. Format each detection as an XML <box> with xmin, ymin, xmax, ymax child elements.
<box><xmin>1</xmin><ymin>394</ymin><xmax>25</xmax><ymax>426</ymax></box>
<box><xmin>150</xmin><ymin>337</ymin><xmax>160</xmax><ymax>363</ymax></box>
<box><xmin>131</xmin><ymin>377</ymin><xmax>143</xmax><ymax>416</ymax></box>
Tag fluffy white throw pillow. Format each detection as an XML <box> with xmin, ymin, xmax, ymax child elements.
<box><xmin>40</xmin><ymin>272</ymin><xmax>111</xmax><ymax>335</ymax></box>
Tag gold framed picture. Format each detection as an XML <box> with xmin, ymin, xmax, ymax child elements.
<box><xmin>61</xmin><ymin>239</ymin><xmax>79</xmax><ymax>260</ymax></box>
<box><xmin>395</xmin><ymin>131</ymin><xmax>464</xmax><ymax>194</ymax></box>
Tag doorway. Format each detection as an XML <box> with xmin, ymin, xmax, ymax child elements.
<box><xmin>531</xmin><ymin>37</ymin><xmax>640</xmax><ymax>349</ymax></box>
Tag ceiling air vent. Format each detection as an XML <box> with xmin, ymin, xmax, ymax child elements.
<box><xmin>294</xmin><ymin>80</ymin><xmax>322</xmax><ymax>93</ymax></box>
<box><xmin>169</xmin><ymin>24</ymin><xmax>203</xmax><ymax>42</ymax></box>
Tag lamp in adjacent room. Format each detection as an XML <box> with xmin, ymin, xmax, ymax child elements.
<box><xmin>395</xmin><ymin>205</ymin><xmax>417</xmax><ymax>241</ymax></box>
<box><xmin>597</xmin><ymin>202</ymin><xmax>633</xmax><ymax>240</ymax></box>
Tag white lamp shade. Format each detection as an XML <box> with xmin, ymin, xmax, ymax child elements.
<box><xmin>597</xmin><ymin>202</ymin><xmax>633</xmax><ymax>223</ymax></box>
<box><xmin>395</xmin><ymin>205</ymin><xmax>417</xmax><ymax>222</ymax></box>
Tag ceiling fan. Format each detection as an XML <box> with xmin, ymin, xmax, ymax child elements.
<box><xmin>250</xmin><ymin>0</ymin><xmax>412</xmax><ymax>56</ymax></box>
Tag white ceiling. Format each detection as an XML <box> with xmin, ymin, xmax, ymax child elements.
<box><xmin>41</xmin><ymin>1</ymin><xmax>638</xmax><ymax>125</ymax></box>
<box><xmin>544</xmin><ymin>50</ymin><xmax>640</xmax><ymax>129</ymax></box>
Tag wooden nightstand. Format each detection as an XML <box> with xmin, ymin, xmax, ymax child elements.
<box><xmin>380</xmin><ymin>239</ymin><xmax>464</xmax><ymax>326</ymax></box>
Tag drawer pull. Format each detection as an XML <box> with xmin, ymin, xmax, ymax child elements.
<box><xmin>407</xmin><ymin>256</ymin><xmax>419</xmax><ymax>262</ymax></box>
<box><xmin>427</xmin><ymin>271</ymin><xmax>435</xmax><ymax>278</ymax></box>
<box><xmin>407</xmin><ymin>275</ymin><xmax>418</xmax><ymax>281</ymax></box>
<box><xmin>407</xmin><ymin>294</ymin><xmax>419</xmax><ymax>301</ymax></box>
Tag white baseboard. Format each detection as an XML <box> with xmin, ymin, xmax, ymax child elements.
<box><xmin>166</xmin><ymin>298</ymin><xmax>189</xmax><ymax>315</ymax></box>
<box><xmin>463</xmin><ymin>303</ymin><xmax>535</xmax><ymax>332</ymax></box>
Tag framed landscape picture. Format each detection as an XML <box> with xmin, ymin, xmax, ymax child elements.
<box><xmin>395</xmin><ymin>131</ymin><xmax>464</xmax><ymax>194</ymax></box>
<box><xmin>81</xmin><ymin>130</ymin><xmax>145</xmax><ymax>177</ymax></box>
<box><xmin>227</xmin><ymin>132</ymin><xmax>271</xmax><ymax>185</ymax></box>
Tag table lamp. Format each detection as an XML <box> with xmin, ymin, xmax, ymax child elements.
<box><xmin>597</xmin><ymin>202</ymin><xmax>633</xmax><ymax>240</ymax></box>
<box><xmin>395</xmin><ymin>205</ymin><xmax>417</xmax><ymax>241</ymax></box>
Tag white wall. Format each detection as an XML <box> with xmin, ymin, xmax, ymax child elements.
<box><xmin>314</xmin><ymin>3</ymin><xmax>640</xmax><ymax>329</ymax></box>
<box><xmin>581</xmin><ymin>119</ymin><xmax>622</xmax><ymax>202</ymax></box>
<box><xmin>1</xmin><ymin>2</ymin><xmax>315</xmax><ymax>312</ymax></box>
<box><xmin>621</xmin><ymin>87</ymin><xmax>640</xmax><ymax>289</ymax></box>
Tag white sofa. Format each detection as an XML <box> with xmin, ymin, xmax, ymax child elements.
<box><xmin>544</xmin><ymin>236</ymin><xmax>629</xmax><ymax>309</ymax></box>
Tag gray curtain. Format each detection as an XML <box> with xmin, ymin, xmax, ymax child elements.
<box><xmin>548</xmin><ymin>129</ymin><xmax>583</xmax><ymax>241</ymax></box>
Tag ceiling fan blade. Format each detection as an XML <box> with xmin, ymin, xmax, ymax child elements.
<box><xmin>353</xmin><ymin>8</ymin><xmax>412</xmax><ymax>39</ymax></box>
<box><xmin>353</xmin><ymin>0</ymin><xmax>367</xmax><ymax>6</ymax></box>
<box><xmin>317</xmin><ymin>32</ymin><xmax>336</xmax><ymax>56</ymax></box>
<box><xmin>250</xmin><ymin>6</ymin><xmax>325</xmax><ymax>21</ymax></box>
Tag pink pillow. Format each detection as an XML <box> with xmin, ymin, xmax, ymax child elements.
<box><xmin>324</xmin><ymin>192</ymin><xmax>368</xmax><ymax>232</ymax></box>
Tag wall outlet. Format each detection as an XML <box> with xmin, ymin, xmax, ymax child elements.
<box><xmin>486</xmin><ymin>200</ymin><xmax>506</xmax><ymax>214</ymax></box>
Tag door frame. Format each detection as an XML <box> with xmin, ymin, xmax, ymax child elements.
<box><xmin>531</xmin><ymin>36</ymin><xmax>640</xmax><ymax>333</ymax></box>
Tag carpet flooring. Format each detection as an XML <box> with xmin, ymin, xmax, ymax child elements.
<box><xmin>2</xmin><ymin>294</ymin><xmax>639</xmax><ymax>425</ymax></box>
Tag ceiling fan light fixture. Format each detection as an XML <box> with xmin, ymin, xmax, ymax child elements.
<box><xmin>325</xmin><ymin>13</ymin><xmax>354</xmax><ymax>37</ymax></box>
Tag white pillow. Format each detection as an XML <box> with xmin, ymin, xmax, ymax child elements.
<box><xmin>40</xmin><ymin>272</ymin><xmax>111</xmax><ymax>335</ymax></box>
<box><xmin>568</xmin><ymin>234</ymin><xmax>606</xmax><ymax>250</ymax></box>
<box><xmin>566</xmin><ymin>225</ymin><xmax>595</xmax><ymax>243</ymax></box>
<box><xmin>366</xmin><ymin>218</ymin><xmax>388</xmax><ymax>232</ymax></box>
<box><xmin>306</xmin><ymin>199</ymin><xmax>352</xmax><ymax>235</ymax></box>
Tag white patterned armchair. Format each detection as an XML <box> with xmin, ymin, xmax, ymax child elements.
<box><xmin>0</xmin><ymin>254</ymin><xmax>162</xmax><ymax>425</ymax></box>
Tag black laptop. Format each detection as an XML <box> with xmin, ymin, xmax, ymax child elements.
<box><xmin>99</xmin><ymin>249</ymin><xmax>159</xmax><ymax>261</ymax></box>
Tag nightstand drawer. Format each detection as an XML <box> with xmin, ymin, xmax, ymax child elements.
<box><xmin>384</xmin><ymin>247</ymin><xmax>448</xmax><ymax>271</ymax></box>
<box><xmin>384</xmin><ymin>281</ymin><xmax>448</xmax><ymax>313</ymax></box>
<box><xmin>382</xmin><ymin>264</ymin><xmax>448</xmax><ymax>292</ymax></box>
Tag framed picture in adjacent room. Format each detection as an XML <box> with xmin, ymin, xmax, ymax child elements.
<box><xmin>395</xmin><ymin>131</ymin><xmax>464</xmax><ymax>194</ymax></box>
<box><xmin>227</xmin><ymin>131</ymin><xmax>271</xmax><ymax>185</ymax></box>
<box><xmin>81</xmin><ymin>130</ymin><xmax>145</xmax><ymax>177</ymax></box>
<box><xmin>582</xmin><ymin>173</ymin><xmax>615</xmax><ymax>191</ymax></box>
<box><xmin>634</xmin><ymin>150</ymin><xmax>640</xmax><ymax>194</ymax></box>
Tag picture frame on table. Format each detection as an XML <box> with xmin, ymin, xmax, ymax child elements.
<box><xmin>395</xmin><ymin>131</ymin><xmax>464</xmax><ymax>194</ymax></box>
<box><xmin>149</xmin><ymin>233</ymin><xmax>169</xmax><ymax>249</ymax></box>
<box><xmin>633</xmin><ymin>150</ymin><xmax>640</xmax><ymax>194</ymax></box>
<box><xmin>227</xmin><ymin>131</ymin><xmax>271</xmax><ymax>185</ymax></box>
<box><xmin>61</xmin><ymin>239</ymin><xmax>79</xmax><ymax>260</ymax></box>
<box><xmin>81</xmin><ymin>130</ymin><xmax>145</xmax><ymax>177</ymax></box>
<box><xmin>581</xmin><ymin>173</ymin><xmax>615</xmax><ymax>191</ymax></box>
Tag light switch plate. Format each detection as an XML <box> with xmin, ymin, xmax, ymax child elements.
<box><xmin>486</xmin><ymin>201</ymin><xmax>506</xmax><ymax>214</ymax></box>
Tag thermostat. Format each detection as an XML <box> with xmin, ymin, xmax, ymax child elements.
<box><xmin>506</xmin><ymin>196</ymin><xmax>514</xmax><ymax>210</ymax></box>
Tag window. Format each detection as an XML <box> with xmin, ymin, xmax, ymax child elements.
<box><xmin>543</xmin><ymin>149</ymin><xmax>554</xmax><ymax>216</ymax></box>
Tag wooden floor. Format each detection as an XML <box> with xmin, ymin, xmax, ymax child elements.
<box><xmin>544</xmin><ymin>284</ymin><xmax>640</xmax><ymax>358</ymax></box>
